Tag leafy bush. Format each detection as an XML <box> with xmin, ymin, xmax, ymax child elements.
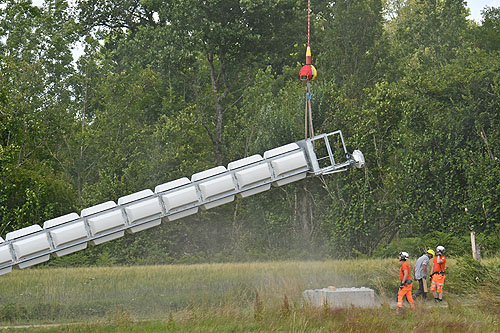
<box><xmin>446</xmin><ymin>256</ymin><xmax>490</xmax><ymax>295</ymax></box>
<box><xmin>477</xmin><ymin>261</ymin><xmax>500</xmax><ymax>314</ymax></box>
<box><xmin>372</xmin><ymin>231</ymin><xmax>500</xmax><ymax>259</ymax></box>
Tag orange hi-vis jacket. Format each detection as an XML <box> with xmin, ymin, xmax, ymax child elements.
<box><xmin>431</xmin><ymin>255</ymin><xmax>447</xmax><ymax>293</ymax></box>
<box><xmin>433</xmin><ymin>255</ymin><xmax>446</xmax><ymax>273</ymax></box>
<box><xmin>400</xmin><ymin>261</ymin><xmax>411</xmax><ymax>282</ymax></box>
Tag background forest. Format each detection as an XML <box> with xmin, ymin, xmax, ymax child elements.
<box><xmin>1</xmin><ymin>0</ymin><xmax>500</xmax><ymax>266</ymax></box>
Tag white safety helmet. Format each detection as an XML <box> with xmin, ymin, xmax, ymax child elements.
<box><xmin>399</xmin><ymin>251</ymin><xmax>409</xmax><ymax>260</ymax></box>
<box><xmin>436</xmin><ymin>245</ymin><xmax>445</xmax><ymax>253</ymax></box>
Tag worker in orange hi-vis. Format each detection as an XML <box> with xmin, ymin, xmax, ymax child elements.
<box><xmin>397</xmin><ymin>251</ymin><xmax>415</xmax><ymax>314</ymax></box>
<box><xmin>430</xmin><ymin>245</ymin><xmax>447</xmax><ymax>302</ymax></box>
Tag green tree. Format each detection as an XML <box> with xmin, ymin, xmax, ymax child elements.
<box><xmin>316</xmin><ymin>0</ymin><xmax>386</xmax><ymax>98</ymax></box>
<box><xmin>476</xmin><ymin>6</ymin><xmax>500</xmax><ymax>52</ymax></box>
<box><xmin>0</xmin><ymin>0</ymin><xmax>79</xmax><ymax>233</ymax></box>
<box><xmin>386</xmin><ymin>0</ymin><xmax>470</xmax><ymax>77</ymax></box>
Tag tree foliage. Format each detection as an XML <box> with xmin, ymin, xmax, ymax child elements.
<box><xmin>1</xmin><ymin>0</ymin><xmax>500</xmax><ymax>262</ymax></box>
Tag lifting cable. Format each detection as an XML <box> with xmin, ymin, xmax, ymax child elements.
<box><xmin>299</xmin><ymin>0</ymin><xmax>317</xmax><ymax>140</ymax></box>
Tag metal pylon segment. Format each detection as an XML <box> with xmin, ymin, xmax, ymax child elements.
<box><xmin>0</xmin><ymin>132</ymin><xmax>364</xmax><ymax>276</ymax></box>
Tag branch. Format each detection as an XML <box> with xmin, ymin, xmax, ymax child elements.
<box><xmin>192</xmin><ymin>75</ymin><xmax>217</xmax><ymax>146</ymax></box>
<box><xmin>480</xmin><ymin>128</ymin><xmax>498</xmax><ymax>161</ymax></box>
<box><xmin>222</xmin><ymin>76</ymin><xmax>253</xmax><ymax>114</ymax></box>
<box><xmin>44</xmin><ymin>142</ymin><xmax>68</xmax><ymax>174</ymax></box>
<box><xmin>15</xmin><ymin>138</ymin><xmax>48</xmax><ymax>169</ymax></box>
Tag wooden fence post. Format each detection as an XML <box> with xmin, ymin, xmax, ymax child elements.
<box><xmin>470</xmin><ymin>231</ymin><xmax>481</xmax><ymax>262</ymax></box>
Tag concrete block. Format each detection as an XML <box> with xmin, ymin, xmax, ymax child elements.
<box><xmin>303</xmin><ymin>287</ymin><xmax>376</xmax><ymax>308</ymax></box>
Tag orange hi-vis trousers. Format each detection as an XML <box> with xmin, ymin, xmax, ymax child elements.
<box><xmin>430</xmin><ymin>273</ymin><xmax>446</xmax><ymax>293</ymax></box>
<box><xmin>397</xmin><ymin>283</ymin><xmax>415</xmax><ymax>312</ymax></box>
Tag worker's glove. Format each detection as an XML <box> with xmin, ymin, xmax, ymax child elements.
<box><xmin>406</xmin><ymin>279</ymin><xmax>412</xmax><ymax>285</ymax></box>
<box><xmin>399</xmin><ymin>283</ymin><xmax>404</xmax><ymax>289</ymax></box>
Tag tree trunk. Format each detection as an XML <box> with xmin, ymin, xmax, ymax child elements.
<box><xmin>208</xmin><ymin>51</ymin><xmax>225</xmax><ymax>166</ymax></box>
<box><xmin>296</xmin><ymin>184</ymin><xmax>314</xmax><ymax>245</ymax></box>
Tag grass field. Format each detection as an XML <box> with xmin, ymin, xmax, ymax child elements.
<box><xmin>0</xmin><ymin>258</ymin><xmax>499</xmax><ymax>331</ymax></box>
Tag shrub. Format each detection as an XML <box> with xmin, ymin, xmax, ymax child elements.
<box><xmin>372</xmin><ymin>230</ymin><xmax>499</xmax><ymax>259</ymax></box>
<box><xmin>446</xmin><ymin>256</ymin><xmax>490</xmax><ymax>295</ymax></box>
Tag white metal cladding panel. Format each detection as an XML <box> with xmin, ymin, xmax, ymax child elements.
<box><xmin>191</xmin><ymin>166</ymin><xmax>226</xmax><ymax>182</ymax></box>
<box><xmin>167</xmin><ymin>208</ymin><xmax>198</xmax><ymax>221</ymax></box>
<box><xmin>0</xmin><ymin>244</ymin><xmax>12</xmax><ymax>265</ymax></box>
<box><xmin>91</xmin><ymin>232</ymin><xmax>124</xmax><ymax>246</ymax></box>
<box><xmin>235</xmin><ymin>164</ymin><xmax>271</xmax><ymax>188</ymax></box>
<box><xmin>118</xmin><ymin>189</ymin><xmax>154</xmax><ymax>205</ymax></box>
<box><xmin>128</xmin><ymin>219</ymin><xmax>161</xmax><ymax>233</ymax></box>
<box><xmin>53</xmin><ymin>244</ymin><xmax>87</xmax><ymax>258</ymax></box>
<box><xmin>198</xmin><ymin>175</ymin><xmax>235</xmax><ymax>200</ymax></box>
<box><xmin>18</xmin><ymin>255</ymin><xmax>50</xmax><ymax>269</ymax></box>
<box><xmin>81</xmin><ymin>201</ymin><xmax>117</xmax><ymax>217</ymax></box>
<box><xmin>124</xmin><ymin>199</ymin><xmax>162</xmax><ymax>223</ymax></box>
<box><xmin>203</xmin><ymin>196</ymin><xmax>234</xmax><ymax>210</ymax></box>
<box><xmin>237</xmin><ymin>185</ymin><xmax>271</xmax><ymax>198</ymax></box>
<box><xmin>0</xmin><ymin>267</ymin><xmax>12</xmax><ymax>276</ymax></box>
<box><xmin>12</xmin><ymin>233</ymin><xmax>50</xmax><ymax>259</ymax></box>
<box><xmin>274</xmin><ymin>173</ymin><xmax>306</xmax><ymax>186</ymax></box>
<box><xmin>263</xmin><ymin>143</ymin><xmax>300</xmax><ymax>159</ymax></box>
<box><xmin>161</xmin><ymin>186</ymin><xmax>199</xmax><ymax>211</ymax></box>
<box><xmin>155</xmin><ymin>177</ymin><xmax>190</xmax><ymax>193</ymax></box>
<box><xmin>6</xmin><ymin>225</ymin><xmax>43</xmax><ymax>241</ymax></box>
<box><xmin>120</xmin><ymin>190</ymin><xmax>162</xmax><ymax>232</ymax></box>
<box><xmin>228</xmin><ymin>154</ymin><xmax>263</xmax><ymax>170</ymax></box>
<box><xmin>87</xmin><ymin>210</ymin><xmax>125</xmax><ymax>235</ymax></box>
<box><xmin>43</xmin><ymin>212</ymin><xmax>80</xmax><ymax>229</ymax></box>
<box><xmin>0</xmin><ymin>237</ymin><xmax>11</xmax><ymax>270</ymax></box>
<box><xmin>49</xmin><ymin>222</ymin><xmax>88</xmax><ymax>248</ymax></box>
<box><xmin>271</xmin><ymin>151</ymin><xmax>308</xmax><ymax>177</ymax></box>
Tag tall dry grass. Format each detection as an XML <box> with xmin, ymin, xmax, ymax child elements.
<box><xmin>0</xmin><ymin>260</ymin><xmax>391</xmax><ymax>323</ymax></box>
<box><xmin>0</xmin><ymin>258</ymin><xmax>499</xmax><ymax>331</ymax></box>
